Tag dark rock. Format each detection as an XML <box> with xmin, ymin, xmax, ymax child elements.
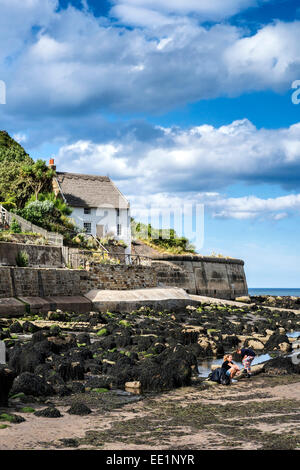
<box><xmin>67</xmin><ymin>403</ymin><xmax>92</xmax><ymax>415</ymax></box>
<box><xmin>34</xmin><ymin>407</ymin><xmax>62</xmax><ymax>418</ymax></box>
<box><xmin>69</xmin><ymin>347</ymin><xmax>93</xmax><ymax>362</ymax></box>
<box><xmin>0</xmin><ymin>413</ymin><xmax>25</xmax><ymax>424</ymax></box>
<box><xmin>0</xmin><ymin>330</ymin><xmax>10</xmax><ymax>341</ymax></box>
<box><xmin>264</xmin><ymin>356</ymin><xmax>300</xmax><ymax>375</ymax></box>
<box><xmin>47</xmin><ymin>334</ymin><xmax>77</xmax><ymax>354</ymax></box>
<box><xmin>134</xmin><ymin>335</ymin><xmax>155</xmax><ymax>351</ymax></box>
<box><xmin>264</xmin><ymin>333</ymin><xmax>290</xmax><ymax>351</ymax></box>
<box><xmin>153</xmin><ymin>343</ymin><xmax>166</xmax><ymax>354</ymax></box>
<box><xmin>22</xmin><ymin>321</ymin><xmax>39</xmax><ymax>333</ymax></box>
<box><xmin>55</xmin><ymin>385</ymin><xmax>72</xmax><ymax>397</ymax></box>
<box><xmin>48</xmin><ymin>326</ymin><xmax>61</xmax><ymax>337</ymax></box>
<box><xmin>84</xmin><ymin>361</ymin><xmax>102</xmax><ymax>374</ymax></box>
<box><xmin>56</xmin><ymin>361</ymin><xmax>85</xmax><ymax>381</ymax></box>
<box><xmin>0</xmin><ymin>366</ymin><xmax>15</xmax><ymax>406</ymax></box>
<box><xmin>115</xmin><ymin>333</ymin><xmax>132</xmax><ymax>348</ymax></box>
<box><xmin>9</xmin><ymin>322</ymin><xmax>23</xmax><ymax>334</ymax></box>
<box><xmin>8</xmin><ymin>343</ymin><xmax>46</xmax><ymax>375</ymax></box>
<box><xmin>71</xmin><ymin>382</ymin><xmax>85</xmax><ymax>394</ymax></box>
<box><xmin>11</xmin><ymin>372</ymin><xmax>54</xmax><ymax>397</ymax></box>
<box><xmin>222</xmin><ymin>335</ymin><xmax>240</xmax><ymax>348</ymax></box>
<box><xmin>85</xmin><ymin>376</ymin><xmax>111</xmax><ymax>389</ymax></box>
<box><xmin>77</xmin><ymin>333</ymin><xmax>91</xmax><ymax>345</ymax></box>
<box><xmin>59</xmin><ymin>438</ymin><xmax>79</xmax><ymax>448</ymax></box>
<box><xmin>186</xmin><ymin>343</ymin><xmax>202</xmax><ymax>357</ymax></box>
<box><xmin>31</xmin><ymin>331</ymin><xmax>49</xmax><ymax>343</ymax></box>
<box><xmin>89</xmin><ymin>317</ymin><xmax>99</xmax><ymax>327</ymax></box>
<box><xmin>100</xmin><ymin>336</ymin><xmax>117</xmax><ymax>350</ymax></box>
<box><xmin>34</xmin><ymin>363</ymin><xmax>53</xmax><ymax>378</ymax></box>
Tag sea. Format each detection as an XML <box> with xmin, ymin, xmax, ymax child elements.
<box><xmin>248</xmin><ymin>288</ymin><xmax>300</xmax><ymax>297</ymax></box>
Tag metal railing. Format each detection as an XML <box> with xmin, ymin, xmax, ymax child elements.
<box><xmin>76</xmin><ymin>232</ymin><xmax>109</xmax><ymax>254</ymax></box>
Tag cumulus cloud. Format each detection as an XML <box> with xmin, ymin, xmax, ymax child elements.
<box><xmin>0</xmin><ymin>0</ymin><xmax>299</xmax><ymax>117</ymax></box>
<box><xmin>126</xmin><ymin>191</ymin><xmax>300</xmax><ymax>222</ymax></box>
<box><xmin>0</xmin><ymin>0</ymin><xmax>57</xmax><ymax>61</ymax></box>
<box><xmin>54</xmin><ymin>118</ymin><xmax>300</xmax><ymax>219</ymax></box>
<box><xmin>110</xmin><ymin>0</ymin><xmax>265</xmax><ymax>23</ymax></box>
<box><xmin>208</xmin><ymin>194</ymin><xmax>300</xmax><ymax>219</ymax></box>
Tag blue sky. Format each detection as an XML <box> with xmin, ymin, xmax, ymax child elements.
<box><xmin>0</xmin><ymin>0</ymin><xmax>300</xmax><ymax>287</ymax></box>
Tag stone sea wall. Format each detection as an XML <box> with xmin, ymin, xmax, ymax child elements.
<box><xmin>0</xmin><ymin>250</ymin><xmax>248</xmax><ymax>300</ymax></box>
<box><xmin>0</xmin><ymin>265</ymin><xmax>157</xmax><ymax>298</ymax></box>
<box><xmin>152</xmin><ymin>255</ymin><xmax>248</xmax><ymax>299</ymax></box>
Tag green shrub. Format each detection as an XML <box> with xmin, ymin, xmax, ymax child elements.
<box><xmin>10</xmin><ymin>218</ymin><xmax>22</xmax><ymax>233</ymax></box>
<box><xmin>16</xmin><ymin>250</ymin><xmax>29</xmax><ymax>267</ymax></box>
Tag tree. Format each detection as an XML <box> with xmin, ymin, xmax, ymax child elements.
<box><xmin>20</xmin><ymin>160</ymin><xmax>55</xmax><ymax>200</ymax></box>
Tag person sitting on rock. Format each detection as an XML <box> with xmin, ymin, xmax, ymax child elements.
<box><xmin>221</xmin><ymin>354</ymin><xmax>240</xmax><ymax>381</ymax></box>
<box><xmin>236</xmin><ymin>346</ymin><xmax>256</xmax><ymax>378</ymax></box>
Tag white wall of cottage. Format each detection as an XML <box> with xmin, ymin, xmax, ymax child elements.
<box><xmin>71</xmin><ymin>207</ymin><xmax>131</xmax><ymax>254</ymax></box>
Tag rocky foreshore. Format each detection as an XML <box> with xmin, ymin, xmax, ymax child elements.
<box><xmin>0</xmin><ymin>296</ymin><xmax>299</xmax><ymax>449</ymax></box>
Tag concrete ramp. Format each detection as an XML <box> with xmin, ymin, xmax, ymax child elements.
<box><xmin>85</xmin><ymin>287</ymin><xmax>198</xmax><ymax>312</ymax></box>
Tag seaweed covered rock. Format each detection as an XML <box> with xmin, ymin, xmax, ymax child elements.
<box><xmin>22</xmin><ymin>321</ymin><xmax>39</xmax><ymax>333</ymax></box>
<box><xmin>11</xmin><ymin>372</ymin><xmax>54</xmax><ymax>397</ymax></box>
<box><xmin>264</xmin><ymin>356</ymin><xmax>300</xmax><ymax>375</ymax></box>
<box><xmin>67</xmin><ymin>403</ymin><xmax>91</xmax><ymax>415</ymax></box>
<box><xmin>9</xmin><ymin>321</ymin><xmax>23</xmax><ymax>334</ymax></box>
<box><xmin>264</xmin><ymin>333</ymin><xmax>290</xmax><ymax>351</ymax></box>
<box><xmin>0</xmin><ymin>366</ymin><xmax>15</xmax><ymax>406</ymax></box>
<box><xmin>34</xmin><ymin>407</ymin><xmax>62</xmax><ymax>418</ymax></box>
<box><xmin>85</xmin><ymin>376</ymin><xmax>111</xmax><ymax>390</ymax></box>
<box><xmin>47</xmin><ymin>334</ymin><xmax>77</xmax><ymax>354</ymax></box>
<box><xmin>71</xmin><ymin>382</ymin><xmax>85</xmax><ymax>394</ymax></box>
<box><xmin>135</xmin><ymin>345</ymin><xmax>196</xmax><ymax>392</ymax></box>
<box><xmin>77</xmin><ymin>333</ymin><xmax>91</xmax><ymax>346</ymax></box>
<box><xmin>8</xmin><ymin>343</ymin><xmax>47</xmax><ymax>375</ymax></box>
<box><xmin>0</xmin><ymin>413</ymin><xmax>25</xmax><ymax>424</ymax></box>
<box><xmin>56</xmin><ymin>360</ymin><xmax>85</xmax><ymax>382</ymax></box>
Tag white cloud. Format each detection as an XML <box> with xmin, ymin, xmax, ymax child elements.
<box><xmin>12</xmin><ymin>132</ymin><xmax>27</xmax><ymax>143</ymax></box>
<box><xmin>127</xmin><ymin>191</ymin><xmax>300</xmax><ymax>221</ymax></box>
<box><xmin>110</xmin><ymin>0</ymin><xmax>263</xmax><ymax>23</ymax></box>
<box><xmin>209</xmin><ymin>194</ymin><xmax>300</xmax><ymax>219</ymax></box>
<box><xmin>1</xmin><ymin>0</ymin><xmax>299</xmax><ymax>116</ymax></box>
<box><xmin>0</xmin><ymin>0</ymin><xmax>57</xmax><ymax>61</ymax></box>
<box><xmin>224</xmin><ymin>21</ymin><xmax>300</xmax><ymax>92</ymax></box>
<box><xmin>54</xmin><ymin>118</ymin><xmax>300</xmax><ymax>220</ymax></box>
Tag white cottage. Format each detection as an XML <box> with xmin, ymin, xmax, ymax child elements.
<box><xmin>50</xmin><ymin>160</ymin><xmax>131</xmax><ymax>255</ymax></box>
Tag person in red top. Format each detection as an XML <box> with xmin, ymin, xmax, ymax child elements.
<box><xmin>236</xmin><ymin>347</ymin><xmax>256</xmax><ymax>378</ymax></box>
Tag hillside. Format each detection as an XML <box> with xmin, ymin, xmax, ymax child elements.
<box><xmin>0</xmin><ymin>131</ymin><xmax>54</xmax><ymax>210</ymax></box>
<box><xmin>0</xmin><ymin>130</ymin><xmax>31</xmax><ymax>163</ymax></box>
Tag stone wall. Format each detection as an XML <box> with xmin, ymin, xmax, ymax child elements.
<box><xmin>0</xmin><ymin>242</ymin><xmax>64</xmax><ymax>268</ymax></box>
<box><xmin>152</xmin><ymin>255</ymin><xmax>248</xmax><ymax>300</ymax></box>
<box><xmin>0</xmin><ymin>255</ymin><xmax>248</xmax><ymax>300</ymax></box>
<box><xmin>0</xmin><ymin>267</ymin><xmax>83</xmax><ymax>298</ymax></box>
<box><xmin>0</xmin><ymin>264</ymin><xmax>157</xmax><ymax>298</ymax></box>
<box><xmin>85</xmin><ymin>264</ymin><xmax>157</xmax><ymax>291</ymax></box>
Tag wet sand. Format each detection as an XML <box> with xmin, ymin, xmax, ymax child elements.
<box><xmin>1</xmin><ymin>375</ymin><xmax>299</xmax><ymax>450</ymax></box>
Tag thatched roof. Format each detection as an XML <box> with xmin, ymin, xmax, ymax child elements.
<box><xmin>55</xmin><ymin>172</ymin><xmax>129</xmax><ymax>209</ymax></box>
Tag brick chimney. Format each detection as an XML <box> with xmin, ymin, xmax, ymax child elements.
<box><xmin>49</xmin><ymin>158</ymin><xmax>56</xmax><ymax>171</ymax></box>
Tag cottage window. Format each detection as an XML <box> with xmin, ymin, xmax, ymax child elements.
<box><xmin>84</xmin><ymin>208</ymin><xmax>91</xmax><ymax>214</ymax></box>
<box><xmin>117</xmin><ymin>224</ymin><xmax>122</xmax><ymax>236</ymax></box>
<box><xmin>84</xmin><ymin>222</ymin><xmax>92</xmax><ymax>234</ymax></box>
